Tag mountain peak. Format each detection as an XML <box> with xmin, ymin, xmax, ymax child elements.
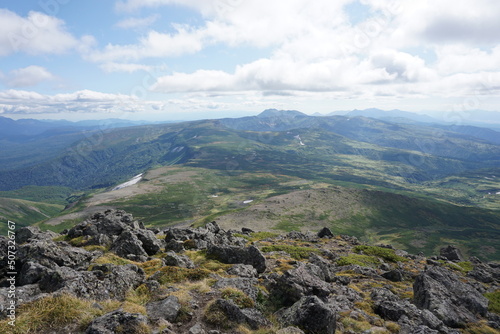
<box><xmin>257</xmin><ymin>109</ymin><xmax>307</xmax><ymax>118</ymax></box>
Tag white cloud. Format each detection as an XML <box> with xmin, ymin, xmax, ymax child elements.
<box><xmin>87</xmin><ymin>28</ymin><xmax>204</xmax><ymax>62</ymax></box>
<box><xmin>115</xmin><ymin>14</ymin><xmax>160</xmax><ymax>29</ymax></box>
<box><xmin>0</xmin><ymin>89</ymin><xmax>148</xmax><ymax>114</ymax></box>
<box><xmin>3</xmin><ymin>65</ymin><xmax>55</xmax><ymax>87</ymax></box>
<box><xmin>0</xmin><ymin>9</ymin><xmax>80</xmax><ymax>56</ymax></box>
<box><xmin>100</xmin><ymin>62</ymin><xmax>154</xmax><ymax>73</ymax></box>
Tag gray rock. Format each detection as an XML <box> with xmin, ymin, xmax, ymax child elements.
<box><xmin>189</xmin><ymin>323</ymin><xmax>206</xmax><ymax>334</ymax></box>
<box><xmin>308</xmin><ymin>253</ymin><xmax>336</xmax><ymax>282</ymax></box>
<box><xmin>439</xmin><ymin>245</ymin><xmax>464</xmax><ymax>262</ymax></box>
<box><xmin>17</xmin><ymin>239</ymin><xmax>94</xmax><ymax>270</ymax></box>
<box><xmin>110</xmin><ymin>230</ymin><xmax>149</xmax><ymax>260</ymax></box>
<box><xmin>134</xmin><ymin>229</ymin><xmax>162</xmax><ymax>255</ymax></box>
<box><xmin>213</xmin><ymin>277</ymin><xmax>259</xmax><ymax>301</ymax></box>
<box><xmin>414</xmin><ymin>266</ymin><xmax>489</xmax><ymax>328</ymax></box>
<box><xmin>85</xmin><ymin>310</ymin><xmax>149</xmax><ymax>334</ymax></box>
<box><xmin>270</xmin><ymin>263</ymin><xmax>334</xmax><ymax>306</ymax></box>
<box><xmin>382</xmin><ymin>269</ymin><xmax>404</xmax><ymax>282</ymax></box>
<box><xmin>38</xmin><ymin>263</ymin><xmax>144</xmax><ymax>301</ymax></box>
<box><xmin>146</xmin><ymin>295</ymin><xmax>181</xmax><ymax>322</ymax></box>
<box><xmin>206</xmin><ymin>299</ymin><xmax>269</xmax><ymax>330</ymax></box>
<box><xmin>279</xmin><ymin>295</ymin><xmax>336</xmax><ymax>334</ymax></box>
<box><xmin>16</xmin><ymin>226</ymin><xmax>58</xmax><ymax>244</ymax></box>
<box><xmin>227</xmin><ymin>264</ymin><xmax>258</xmax><ymax>278</ymax></box>
<box><xmin>163</xmin><ymin>251</ymin><xmax>195</xmax><ymax>268</ymax></box>
<box><xmin>207</xmin><ymin>245</ymin><xmax>266</xmax><ymax>273</ymax></box>
<box><xmin>18</xmin><ymin>261</ymin><xmax>51</xmax><ymax>285</ymax></box>
<box><xmin>317</xmin><ymin>227</ymin><xmax>334</xmax><ymax>238</ymax></box>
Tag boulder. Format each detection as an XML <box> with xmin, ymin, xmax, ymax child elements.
<box><xmin>317</xmin><ymin>227</ymin><xmax>334</xmax><ymax>238</ymax></box>
<box><xmin>146</xmin><ymin>295</ymin><xmax>181</xmax><ymax>322</ymax></box>
<box><xmin>308</xmin><ymin>253</ymin><xmax>336</xmax><ymax>282</ymax></box>
<box><xmin>17</xmin><ymin>240</ymin><xmax>94</xmax><ymax>270</ymax></box>
<box><xmin>38</xmin><ymin>263</ymin><xmax>144</xmax><ymax>301</ymax></box>
<box><xmin>163</xmin><ymin>251</ymin><xmax>195</xmax><ymax>268</ymax></box>
<box><xmin>110</xmin><ymin>230</ymin><xmax>148</xmax><ymax>261</ymax></box>
<box><xmin>226</xmin><ymin>264</ymin><xmax>258</xmax><ymax>278</ymax></box>
<box><xmin>189</xmin><ymin>323</ymin><xmax>206</xmax><ymax>334</ymax></box>
<box><xmin>206</xmin><ymin>299</ymin><xmax>269</xmax><ymax>330</ymax></box>
<box><xmin>213</xmin><ymin>277</ymin><xmax>260</xmax><ymax>301</ymax></box>
<box><xmin>439</xmin><ymin>246</ymin><xmax>464</xmax><ymax>262</ymax></box>
<box><xmin>16</xmin><ymin>226</ymin><xmax>58</xmax><ymax>244</ymax></box>
<box><xmin>382</xmin><ymin>269</ymin><xmax>404</xmax><ymax>282</ymax></box>
<box><xmin>278</xmin><ymin>295</ymin><xmax>336</xmax><ymax>334</ymax></box>
<box><xmin>85</xmin><ymin>310</ymin><xmax>149</xmax><ymax>334</ymax></box>
<box><xmin>207</xmin><ymin>245</ymin><xmax>266</xmax><ymax>273</ymax></box>
<box><xmin>413</xmin><ymin>266</ymin><xmax>489</xmax><ymax>328</ymax></box>
<box><xmin>270</xmin><ymin>263</ymin><xmax>334</xmax><ymax>306</ymax></box>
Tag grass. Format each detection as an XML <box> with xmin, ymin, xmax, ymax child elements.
<box><xmin>353</xmin><ymin>245</ymin><xmax>408</xmax><ymax>263</ymax></box>
<box><xmin>484</xmin><ymin>290</ymin><xmax>500</xmax><ymax>314</ymax></box>
<box><xmin>221</xmin><ymin>287</ymin><xmax>255</xmax><ymax>309</ymax></box>
<box><xmin>153</xmin><ymin>266</ymin><xmax>211</xmax><ymax>284</ymax></box>
<box><xmin>260</xmin><ymin>244</ymin><xmax>320</xmax><ymax>260</ymax></box>
<box><xmin>337</xmin><ymin>254</ymin><xmax>381</xmax><ymax>267</ymax></box>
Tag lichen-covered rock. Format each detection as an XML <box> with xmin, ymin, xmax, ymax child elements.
<box><xmin>205</xmin><ymin>299</ymin><xmax>269</xmax><ymax>330</ymax></box>
<box><xmin>146</xmin><ymin>295</ymin><xmax>181</xmax><ymax>322</ymax></box>
<box><xmin>16</xmin><ymin>226</ymin><xmax>58</xmax><ymax>244</ymax></box>
<box><xmin>207</xmin><ymin>245</ymin><xmax>266</xmax><ymax>273</ymax></box>
<box><xmin>413</xmin><ymin>266</ymin><xmax>489</xmax><ymax>328</ymax></box>
<box><xmin>269</xmin><ymin>262</ymin><xmax>334</xmax><ymax>306</ymax></box>
<box><xmin>164</xmin><ymin>251</ymin><xmax>195</xmax><ymax>268</ymax></box>
<box><xmin>226</xmin><ymin>264</ymin><xmax>258</xmax><ymax>278</ymax></box>
<box><xmin>110</xmin><ymin>230</ymin><xmax>149</xmax><ymax>261</ymax></box>
<box><xmin>85</xmin><ymin>310</ymin><xmax>149</xmax><ymax>334</ymax></box>
<box><xmin>213</xmin><ymin>277</ymin><xmax>260</xmax><ymax>301</ymax></box>
<box><xmin>278</xmin><ymin>295</ymin><xmax>336</xmax><ymax>334</ymax></box>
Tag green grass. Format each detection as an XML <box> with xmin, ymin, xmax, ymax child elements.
<box><xmin>353</xmin><ymin>245</ymin><xmax>408</xmax><ymax>263</ymax></box>
<box><xmin>337</xmin><ymin>254</ymin><xmax>381</xmax><ymax>267</ymax></box>
<box><xmin>484</xmin><ymin>290</ymin><xmax>500</xmax><ymax>314</ymax></box>
<box><xmin>260</xmin><ymin>244</ymin><xmax>320</xmax><ymax>260</ymax></box>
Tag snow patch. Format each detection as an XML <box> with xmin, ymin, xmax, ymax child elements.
<box><xmin>243</xmin><ymin>200</ymin><xmax>254</xmax><ymax>204</ymax></box>
<box><xmin>112</xmin><ymin>173</ymin><xmax>143</xmax><ymax>191</ymax></box>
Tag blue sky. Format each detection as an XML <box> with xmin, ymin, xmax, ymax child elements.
<box><xmin>1</xmin><ymin>0</ymin><xmax>500</xmax><ymax>121</ymax></box>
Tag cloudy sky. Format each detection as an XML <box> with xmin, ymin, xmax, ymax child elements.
<box><xmin>1</xmin><ymin>0</ymin><xmax>500</xmax><ymax>121</ymax></box>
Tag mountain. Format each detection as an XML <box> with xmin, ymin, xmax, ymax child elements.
<box><xmin>2</xmin><ymin>211</ymin><xmax>498</xmax><ymax>333</ymax></box>
<box><xmin>340</xmin><ymin>108</ymin><xmax>440</xmax><ymax>123</ymax></box>
<box><xmin>257</xmin><ymin>109</ymin><xmax>307</xmax><ymax>117</ymax></box>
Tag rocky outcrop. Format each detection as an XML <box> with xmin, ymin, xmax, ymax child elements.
<box><xmin>278</xmin><ymin>295</ymin><xmax>336</xmax><ymax>334</ymax></box>
<box><xmin>439</xmin><ymin>245</ymin><xmax>465</xmax><ymax>262</ymax></box>
<box><xmin>1</xmin><ymin>209</ymin><xmax>497</xmax><ymax>334</ymax></box>
<box><xmin>85</xmin><ymin>310</ymin><xmax>149</xmax><ymax>334</ymax></box>
<box><xmin>207</xmin><ymin>245</ymin><xmax>267</xmax><ymax>273</ymax></box>
<box><xmin>414</xmin><ymin>266</ymin><xmax>489</xmax><ymax>327</ymax></box>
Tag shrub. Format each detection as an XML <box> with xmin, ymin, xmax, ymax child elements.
<box><xmin>154</xmin><ymin>266</ymin><xmax>211</xmax><ymax>284</ymax></box>
<box><xmin>353</xmin><ymin>245</ymin><xmax>408</xmax><ymax>263</ymax></box>
<box><xmin>221</xmin><ymin>287</ymin><xmax>255</xmax><ymax>309</ymax></box>
<box><xmin>485</xmin><ymin>290</ymin><xmax>500</xmax><ymax>314</ymax></box>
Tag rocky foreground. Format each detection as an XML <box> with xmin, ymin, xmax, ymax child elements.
<box><xmin>0</xmin><ymin>210</ymin><xmax>499</xmax><ymax>334</ymax></box>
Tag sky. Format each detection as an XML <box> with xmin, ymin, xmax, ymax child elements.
<box><xmin>0</xmin><ymin>0</ymin><xmax>500</xmax><ymax>121</ymax></box>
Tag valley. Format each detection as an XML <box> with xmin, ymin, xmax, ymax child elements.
<box><xmin>1</xmin><ymin>110</ymin><xmax>499</xmax><ymax>261</ymax></box>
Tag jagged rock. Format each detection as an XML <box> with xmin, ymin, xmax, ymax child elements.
<box><xmin>189</xmin><ymin>323</ymin><xmax>206</xmax><ymax>334</ymax></box>
<box><xmin>16</xmin><ymin>226</ymin><xmax>58</xmax><ymax>244</ymax></box>
<box><xmin>400</xmin><ymin>325</ymin><xmax>440</xmax><ymax>334</ymax></box>
<box><xmin>308</xmin><ymin>253</ymin><xmax>336</xmax><ymax>282</ymax></box>
<box><xmin>439</xmin><ymin>245</ymin><xmax>464</xmax><ymax>262</ymax></box>
<box><xmin>207</xmin><ymin>299</ymin><xmax>269</xmax><ymax>330</ymax></box>
<box><xmin>213</xmin><ymin>277</ymin><xmax>259</xmax><ymax>301</ymax></box>
<box><xmin>164</xmin><ymin>239</ymin><xmax>185</xmax><ymax>252</ymax></box>
<box><xmin>134</xmin><ymin>229</ymin><xmax>162</xmax><ymax>255</ymax></box>
<box><xmin>164</xmin><ymin>251</ymin><xmax>195</xmax><ymax>268</ymax></box>
<box><xmin>227</xmin><ymin>264</ymin><xmax>258</xmax><ymax>278</ymax></box>
<box><xmin>17</xmin><ymin>240</ymin><xmax>95</xmax><ymax>270</ymax></box>
<box><xmin>85</xmin><ymin>310</ymin><xmax>149</xmax><ymax>334</ymax></box>
<box><xmin>276</xmin><ymin>327</ymin><xmax>305</xmax><ymax>334</ymax></box>
<box><xmin>382</xmin><ymin>269</ymin><xmax>404</xmax><ymax>282</ymax></box>
<box><xmin>413</xmin><ymin>266</ymin><xmax>489</xmax><ymax>328</ymax></box>
<box><xmin>205</xmin><ymin>221</ymin><xmax>221</xmax><ymax>233</ymax></box>
<box><xmin>0</xmin><ymin>284</ymin><xmax>47</xmax><ymax>316</ymax></box>
<box><xmin>146</xmin><ymin>295</ymin><xmax>181</xmax><ymax>322</ymax></box>
<box><xmin>317</xmin><ymin>227</ymin><xmax>334</xmax><ymax>238</ymax></box>
<box><xmin>38</xmin><ymin>263</ymin><xmax>144</xmax><ymax>301</ymax></box>
<box><xmin>241</xmin><ymin>227</ymin><xmax>254</xmax><ymax>234</ymax></box>
<box><xmin>110</xmin><ymin>230</ymin><xmax>149</xmax><ymax>261</ymax></box>
<box><xmin>207</xmin><ymin>245</ymin><xmax>266</xmax><ymax>273</ymax></box>
<box><xmin>270</xmin><ymin>262</ymin><xmax>334</xmax><ymax>306</ymax></box>
<box><xmin>68</xmin><ymin>210</ymin><xmax>142</xmax><ymax>239</ymax></box>
<box><xmin>18</xmin><ymin>261</ymin><xmax>51</xmax><ymax>285</ymax></box>
<box><xmin>278</xmin><ymin>295</ymin><xmax>336</xmax><ymax>334</ymax></box>
<box><xmin>371</xmin><ymin>288</ymin><xmax>420</xmax><ymax>322</ymax></box>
